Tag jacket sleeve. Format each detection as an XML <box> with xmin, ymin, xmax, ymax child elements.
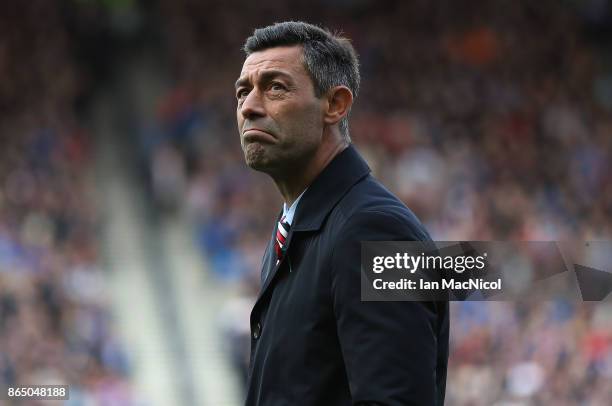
<box><xmin>330</xmin><ymin>210</ymin><xmax>444</xmax><ymax>406</ymax></box>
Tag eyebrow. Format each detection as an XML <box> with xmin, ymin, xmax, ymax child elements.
<box><xmin>234</xmin><ymin>69</ymin><xmax>293</xmax><ymax>89</ymax></box>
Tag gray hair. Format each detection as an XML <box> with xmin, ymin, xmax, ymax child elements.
<box><xmin>243</xmin><ymin>21</ymin><xmax>360</xmax><ymax>142</ymax></box>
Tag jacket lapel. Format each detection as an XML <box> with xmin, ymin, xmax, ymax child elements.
<box><xmin>260</xmin><ymin>212</ymin><xmax>282</xmax><ymax>287</ymax></box>
<box><xmin>260</xmin><ymin>233</ymin><xmax>276</xmax><ymax>286</ymax></box>
<box><xmin>259</xmin><ymin>229</ymin><xmax>293</xmax><ymax>299</ymax></box>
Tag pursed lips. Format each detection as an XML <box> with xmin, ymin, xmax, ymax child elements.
<box><xmin>242</xmin><ymin>128</ymin><xmax>276</xmax><ymax>143</ymax></box>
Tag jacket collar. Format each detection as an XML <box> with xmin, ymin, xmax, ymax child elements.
<box><xmin>291</xmin><ymin>144</ymin><xmax>371</xmax><ymax>232</ymax></box>
<box><xmin>255</xmin><ymin>145</ymin><xmax>370</xmax><ymax>302</ymax></box>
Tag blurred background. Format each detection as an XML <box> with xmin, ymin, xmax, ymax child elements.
<box><xmin>1</xmin><ymin>0</ymin><xmax>611</xmax><ymax>405</ymax></box>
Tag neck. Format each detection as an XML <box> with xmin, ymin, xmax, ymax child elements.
<box><xmin>274</xmin><ymin>142</ymin><xmax>348</xmax><ymax>207</ymax></box>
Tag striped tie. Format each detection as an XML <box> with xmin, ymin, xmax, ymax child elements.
<box><xmin>274</xmin><ymin>216</ymin><xmax>291</xmax><ymax>263</ymax></box>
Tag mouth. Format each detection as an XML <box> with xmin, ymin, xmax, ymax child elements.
<box><xmin>242</xmin><ymin>129</ymin><xmax>276</xmax><ymax>144</ymax></box>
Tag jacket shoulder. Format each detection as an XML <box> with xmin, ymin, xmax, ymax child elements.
<box><xmin>331</xmin><ymin>174</ymin><xmax>431</xmax><ymax>242</ymax></box>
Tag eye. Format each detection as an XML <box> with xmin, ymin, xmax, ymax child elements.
<box><xmin>269</xmin><ymin>82</ymin><xmax>287</xmax><ymax>92</ymax></box>
<box><xmin>236</xmin><ymin>88</ymin><xmax>250</xmax><ymax>99</ymax></box>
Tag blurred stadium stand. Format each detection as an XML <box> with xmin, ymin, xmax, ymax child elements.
<box><xmin>0</xmin><ymin>1</ymin><xmax>138</xmax><ymax>404</ymax></box>
<box><xmin>1</xmin><ymin>0</ymin><xmax>610</xmax><ymax>405</ymax></box>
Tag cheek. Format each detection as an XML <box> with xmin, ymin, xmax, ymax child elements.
<box><xmin>236</xmin><ymin>113</ymin><xmax>246</xmax><ymax>146</ymax></box>
<box><xmin>278</xmin><ymin>102</ymin><xmax>322</xmax><ymax>134</ymax></box>
<box><xmin>297</xmin><ymin>104</ymin><xmax>325</xmax><ymax>137</ymax></box>
<box><xmin>236</xmin><ymin>110</ymin><xmax>243</xmax><ymax>129</ymax></box>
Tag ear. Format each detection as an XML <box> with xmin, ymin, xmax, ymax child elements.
<box><xmin>323</xmin><ymin>86</ymin><xmax>353</xmax><ymax>126</ymax></box>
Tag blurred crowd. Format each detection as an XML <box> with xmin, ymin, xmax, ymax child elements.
<box><xmin>146</xmin><ymin>0</ymin><xmax>612</xmax><ymax>404</ymax></box>
<box><xmin>0</xmin><ymin>1</ymin><xmax>134</xmax><ymax>404</ymax></box>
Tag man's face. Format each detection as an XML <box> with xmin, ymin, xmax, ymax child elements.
<box><xmin>235</xmin><ymin>45</ymin><xmax>324</xmax><ymax>174</ymax></box>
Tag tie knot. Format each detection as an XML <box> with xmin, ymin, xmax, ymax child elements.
<box><xmin>275</xmin><ymin>216</ymin><xmax>291</xmax><ymax>261</ymax></box>
<box><xmin>279</xmin><ymin>216</ymin><xmax>290</xmax><ymax>228</ymax></box>
<box><xmin>277</xmin><ymin>216</ymin><xmax>291</xmax><ymax>238</ymax></box>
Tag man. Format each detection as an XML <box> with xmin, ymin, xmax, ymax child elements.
<box><xmin>235</xmin><ymin>21</ymin><xmax>449</xmax><ymax>405</ymax></box>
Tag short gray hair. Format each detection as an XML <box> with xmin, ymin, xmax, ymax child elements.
<box><xmin>243</xmin><ymin>21</ymin><xmax>360</xmax><ymax>142</ymax></box>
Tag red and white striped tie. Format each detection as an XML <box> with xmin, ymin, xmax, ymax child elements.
<box><xmin>274</xmin><ymin>216</ymin><xmax>291</xmax><ymax>263</ymax></box>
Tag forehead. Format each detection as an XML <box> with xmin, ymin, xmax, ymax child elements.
<box><xmin>240</xmin><ymin>45</ymin><xmax>307</xmax><ymax>79</ymax></box>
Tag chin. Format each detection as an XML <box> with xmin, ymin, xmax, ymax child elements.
<box><xmin>245</xmin><ymin>157</ymin><xmax>267</xmax><ymax>171</ymax></box>
<box><xmin>244</xmin><ymin>144</ymin><xmax>273</xmax><ymax>172</ymax></box>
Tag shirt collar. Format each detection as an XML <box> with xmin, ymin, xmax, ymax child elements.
<box><xmin>282</xmin><ymin>188</ymin><xmax>307</xmax><ymax>226</ymax></box>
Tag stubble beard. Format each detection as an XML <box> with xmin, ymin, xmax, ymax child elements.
<box><xmin>243</xmin><ymin>136</ymin><xmax>319</xmax><ymax>178</ymax></box>
<box><xmin>243</xmin><ymin>142</ymin><xmax>271</xmax><ymax>171</ymax></box>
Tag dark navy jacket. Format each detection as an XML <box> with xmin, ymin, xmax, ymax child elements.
<box><xmin>245</xmin><ymin>145</ymin><xmax>449</xmax><ymax>406</ymax></box>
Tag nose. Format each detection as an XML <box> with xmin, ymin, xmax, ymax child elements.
<box><xmin>239</xmin><ymin>89</ymin><xmax>266</xmax><ymax>121</ymax></box>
